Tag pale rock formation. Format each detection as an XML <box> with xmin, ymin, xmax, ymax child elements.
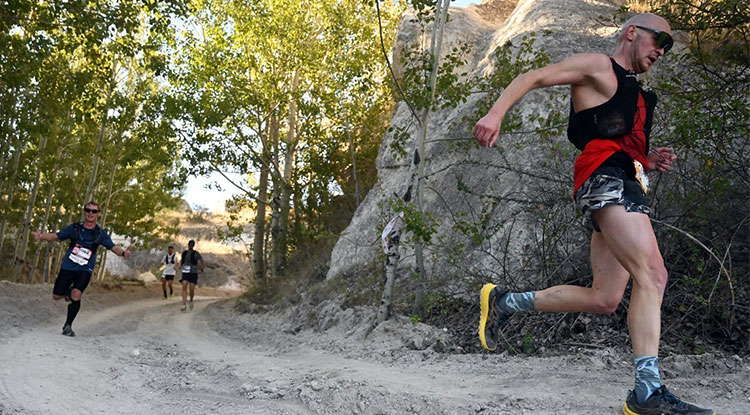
<box><xmin>328</xmin><ymin>0</ymin><xmax>625</xmax><ymax>287</ymax></box>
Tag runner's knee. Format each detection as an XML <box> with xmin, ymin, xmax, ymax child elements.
<box><xmin>653</xmin><ymin>266</ymin><xmax>668</xmax><ymax>293</ymax></box>
<box><xmin>588</xmin><ymin>288</ymin><xmax>623</xmax><ymax>314</ymax></box>
<box><xmin>634</xmin><ymin>265</ymin><xmax>668</xmax><ymax>294</ymax></box>
<box><xmin>592</xmin><ymin>295</ymin><xmax>622</xmax><ymax>314</ymax></box>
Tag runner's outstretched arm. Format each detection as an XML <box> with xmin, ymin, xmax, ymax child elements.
<box><xmin>473</xmin><ymin>53</ymin><xmax>611</xmax><ymax>148</ymax></box>
<box><xmin>32</xmin><ymin>232</ymin><xmax>59</xmax><ymax>242</ymax></box>
<box><xmin>111</xmin><ymin>245</ymin><xmax>132</xmax><ymax>259</ymax></box>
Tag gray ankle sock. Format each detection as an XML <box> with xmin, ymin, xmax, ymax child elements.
<box><xmin>497</xmin><ymin>291</ymin><xmax>535</xmax><ymax>313</ymax></box>
<box><xmin>634</xmin><ymin>356</ymin><xmax>661</xmax><ymax>403</ymax></box>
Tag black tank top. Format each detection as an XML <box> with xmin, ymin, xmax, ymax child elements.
<box><xmin>567</xmin><ymin>59</ymin><xmax>657</xmax><ymax>151</ymax></box>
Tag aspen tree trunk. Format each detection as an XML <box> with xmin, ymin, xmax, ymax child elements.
<box><xmin>0</xmin><ymin>130</ymin><xmax>11</xmax><ymax>269</ymax></box>
<box><xmin>253</xmin><ymin>166</ymin><xmax>268</xmax><ymax>281</ymax></box>
<box><xmin>43</xmin><ymin>245</ymin><xmax>54</xmax><ymax>283</ymax></box>
<box><xmin>376</xmin><ymin>224</ymin><xmax>401</xmax><ymax>325</ymax></box>
<box><xmin>270</xmin><ymin>109</ymin><xmax>282</xmax><ymax>280</ymax></box>
<box><xmin>264</xmin><ymin>217</ymin><xmax>271</xmax><ymax>278</ymax></box>
<box><xmin>11</xmin><ymin>217</ymin><xmax>22</xmax><ymax>271</ymax></box>
<box><xmin>346</xmin><ymin>124</ymin><xmax>361</xmax><ymax>207</ymax></box>
<box><xmin>0</xmin><ymin>124</ymin><xmax>11</xmax><ymax>197</ymax></box>
<box><xmin>0</xmin><ymin>140</ymin><xmax>23</xmax><ymax>257</ymax></box>
<box><xmin>339</xmin><ymin>98</ymin><xmax>360</xmax><ymax>207</ymax></box>
<box><xmin>274</xmin><ymin>69</ymin><xmax>300</xmax><ymax>279</ymax></box>
<box><xmin>97</xmin><ymin>251</ymin><xmax>109</xmax><ymax>281</ymax></box>
<box><xmin>82</xmin><ymin>68</ymin><xmax>116</xmax><ymax>216</ymax></box>
<box><xmin>51</xmin><ymin>210</ymin><xmax>75</xmax><ymax>277</ymax></box>
<box><xmin>411</xmin><ymin>0</ymin><xmax>450</xmax><ymax>315</ymax></box>
<box><xmin>49</xmin><ymin>244</ymin><xmax>65</xmax><ymax>283</ymax></box>
<box><xmin>13</xmin><ymin>133</ymin><xmax>50</xmax><ymax>282</ymax></box>
<box><xmin>96</xmin><ymin>162</ymin><xmax>118</xmax><ymax>281</ymax></box>
<box><xmin>292</xmin><ymin>191</ymin><xmax>304</xmax><ymax>240</ymax></box>
<box><xmin>270</xmin><ymin>204</ymin><xmax>280</xmax><ymax>279</ymax></box>
<box><xmin>89</xmin><ymin>169</ymin><xmax>109</xmax><ymax>280</ymax></box>
<box><xmin>29</xmin><ymin>145</ymin><xmax>64</xmax><ymax>283</ymax></box>
<box><xmin>253</xmin><ymin>116</ymin><xmax>275</xmax><ymax>282</ymax></box>
<box><xmin>52</xmin><ymin>243</ymin><xmax>65</xmax><ymax>278</ymax></box>
<box><xmin>42</xmin><ymin>203</ymin><xmax>63</xmax><ymax>283</ymax></box>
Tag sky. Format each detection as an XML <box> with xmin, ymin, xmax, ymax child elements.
<box><xmin>184</xmin><ymin>171</ymin><xmax>245</xmax><ymax>213</ymax></box>
<box><xmin>183</xmin><ymin>0</ymin><xmax>480</xmax><ymax>213</ymax></box>
<box><xmin>452</xmin><ymin>0</ymin><xmax>479</xmax><ymax>7</ymax></box>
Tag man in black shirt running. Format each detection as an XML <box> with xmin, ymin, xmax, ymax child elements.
<box><xmin>179</xmin><ymin>240</ymin><xmax>204</xmax><ymax>311</ymax></box>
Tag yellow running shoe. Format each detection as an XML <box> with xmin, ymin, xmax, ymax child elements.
<box><xmin>478</xmin><ymin>283</ymin><xmax>509</xmax><ymax>351</ymax></box>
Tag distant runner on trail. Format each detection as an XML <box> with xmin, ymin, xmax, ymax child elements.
<box><xmin>179</xmin><ymin>240</ymin><xmax>204</xmax><ymax>311</ymax></box>
<box><xmin>33</xmin><ymin>202</ymin><xmax>131</xmax><ymax>337</ymax></box>
<box><xmin>160</xmin><ymin>245</ymin><xmax>177</xmax><ymax>299</ymax></box>
<box><xmin>473</xmin><ymin>13</ymin><xmax>715</xmax><ymax>415</ymax></box>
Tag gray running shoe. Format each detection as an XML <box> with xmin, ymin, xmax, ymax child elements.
<box><xmin>189</xmin><ymin>301</ymin><xmax>194</xmax><ymax>310</ymax></box>
<box><xmin>623</xmin><ymin>385</ymin><xmax>716</xmax><ymax>415</ymax></box>
<box><xmin>62</xmin><ymin>324</ymin><xmax>75</xmax><ymax>337</ymax></box>
<box><xmin>180</xmin><ymin>304</ymin><xmax>187</xmax><ymax>312</ymax></box>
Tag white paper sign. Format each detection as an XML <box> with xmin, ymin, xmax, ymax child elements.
<box><xmin>381</xmin><ymin>212</ymin><xmax>404</xmax><ymax>254</ymax></box>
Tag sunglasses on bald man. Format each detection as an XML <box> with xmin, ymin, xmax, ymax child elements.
<box><xmin>635</xmin><ymin>25</ymin><xmax>673</xmax><ymax>54</ymax></box>
<box><xmin>84</xmin><ymin>207</ymin><xmax>99</xmax><ymax>214</ymax></box>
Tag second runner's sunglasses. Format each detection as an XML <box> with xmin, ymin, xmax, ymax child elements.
<box><xmin>635</xmin><ymin>25</ymin><xmax>673</xmax><ymax>54</ymax></box>
<box><xmin>84</xmin><ymin>208</ymin><xmax>99</xmax><ymax>214</ymax></box>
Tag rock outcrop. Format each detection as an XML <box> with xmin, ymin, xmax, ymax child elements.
<box><xmin>327</xmin><ymin>0</ymin><xmax>628</xmax><ymax>287</ymax></box>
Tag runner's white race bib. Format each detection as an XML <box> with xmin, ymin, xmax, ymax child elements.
<box><xmin>182</xmin><ymin>265</ymin><xmax>191</xmax><ymax>273</ymax></box>
<box><xmin>69</xmin><ymin>245</ymin><xmax>92</xmax><ymax>266</ymax></box>
<box><xmin>634</xmin><ymin>160</ymin><xmax>649</xmax><ymax>194</ymax></box>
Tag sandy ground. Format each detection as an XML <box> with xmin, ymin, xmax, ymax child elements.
<box><xmin>0</xmin><ymin>280</ymin><xmax>748</xmax><ymax>415</ymax></box>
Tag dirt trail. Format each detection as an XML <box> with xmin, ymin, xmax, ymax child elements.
<box><xmin>0</xmin><ymin>283</ymin><xmax>748</xmax><ymax>414</ymax></box>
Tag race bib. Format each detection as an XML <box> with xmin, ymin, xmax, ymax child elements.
<box><xmin>182</xmin><ymin>265</ymin><xmax>191</xmax><ymax>273</ymax></box>
<box><xmin>634</xmin><ymin>160</ymin><xmax>649</xmax><ymax>194</ymax></box>
<box><xmin>69</xmin><ymin>245</ymin><xmax>92</xmax><ymax>266</ymax></box>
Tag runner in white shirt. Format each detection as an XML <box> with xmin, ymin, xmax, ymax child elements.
<box><xmin>160</xmin><ymin>245</ymin><xmax>177</xmax><ymax>299</ymax></box>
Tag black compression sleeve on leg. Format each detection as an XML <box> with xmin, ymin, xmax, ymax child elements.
<box><xmin>65</xmin><ymin>300</ymin><xmax>81</xmax><ymax>326</ymax></box>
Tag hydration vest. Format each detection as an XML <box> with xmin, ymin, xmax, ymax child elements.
<box><xmin>164</xmin><ymin>253</ymin><xmax>176</xmax><ymax>264</ymax></box>
<box><xmin>68</xmin><ymin>222</ymin><xmax>103</xmax><ymax>251</ymax></box>
<box><xmin>567</xmin><ymin>59</ymin><xmax>657</xmax><ymax>151</ymax></box>
<box><xmin>182</xmin><ymin>250</ymin><xmax>199</xmax><ymax>266</ymax></box>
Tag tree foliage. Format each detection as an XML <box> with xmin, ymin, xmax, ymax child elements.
<box><xmin>169</xmin><ymin>0</ymin><xmax>402</xmax><ymax>278</ymax></box>
<box><xmin>1</xmin><ymin>0</ymin><xmax>187</xmax><ymax>281</ymax></box>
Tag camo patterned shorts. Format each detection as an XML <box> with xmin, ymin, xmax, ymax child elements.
<box><xmin>575</xmin><ymin>166</ymin><xmax>650</xmax><ymax>232</ymax></box>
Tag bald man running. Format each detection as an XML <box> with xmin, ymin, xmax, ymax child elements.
<box><xmin>474</xmin><ymin>13</ymin><xmax>715</xmax><ymax>415</ymax></box>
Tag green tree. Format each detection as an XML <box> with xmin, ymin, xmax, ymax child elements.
<box><xmin>1</xmin><ymin>0</ymin><xmax>188</xmax><ymax>281</ymax></box>
<box><xmin>169</xmin><ymin>0</ymin><xmax>401</xmax><ymax>282</ymax></box>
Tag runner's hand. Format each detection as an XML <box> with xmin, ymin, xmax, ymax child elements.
<box><xmin>648</xmin><ymin>147</ymin><xmax>676</xmax><ymax>172</ymax></box>
<box><xmin>123</xmin><ymin>246</ymin><xmax>132</xmax><ymax>260</ymax></box>
<box><xmin>473</xmin><ymin>112</ymin><xmax>503</xmax><ymax>148</ymax></box>
<box><xmin>32</xmin><ymin>231</ymin><xmax>41</xmax><ymax>241</ymax></box>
